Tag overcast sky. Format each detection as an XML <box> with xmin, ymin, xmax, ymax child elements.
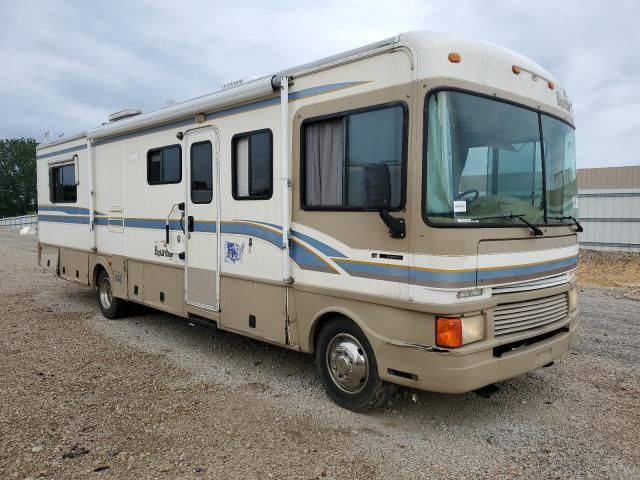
<box><xmin>1</xmin><ymin>0</ymin><xmax>637</xmax><ymax>168</ymax></box>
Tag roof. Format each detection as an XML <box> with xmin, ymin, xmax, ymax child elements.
<box><xmin>37</xmin><ymin>31</ymin><xmax>571</xmax><ymax>151</ymax></box>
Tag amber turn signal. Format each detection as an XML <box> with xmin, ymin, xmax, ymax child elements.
<box><xmin>448</xmin><ymin>52</ymin><xmax>461</xmax><ymax>63</ymax></box>
<box><xmin>436</xmin><ymin>317</ymin><xmax>463</xmax><ymax>348</ymax></box>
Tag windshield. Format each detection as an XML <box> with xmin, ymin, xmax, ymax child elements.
<box><xmin>424</xmin><ymin>90</ymin><xmax>577</xmax><ymax>226</ymax></box>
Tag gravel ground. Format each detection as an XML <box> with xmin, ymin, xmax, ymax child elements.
<box><xmin>0</xmin><ymin>230</ymin><xmax>638</xmax><ymax>479</ymax></box>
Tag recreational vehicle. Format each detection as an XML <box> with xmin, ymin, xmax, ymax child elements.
<box><xmin>36</xmin><ymin>32</ymin><xmax>580</xmax><ymax>411</ymax></box>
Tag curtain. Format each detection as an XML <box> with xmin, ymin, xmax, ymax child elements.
<box><xmin>305</xmin><ymin>119</ymin><xmax>344</xmax><ymax>206</ymax></box>
<box><xmin>426</xmin><ymin>92</ymin><xmax>453</xmax><ymax>214</ymax></box>
<box><xmin>235</xmin><ymin>137</ymin><xmax>249</xmax><ymax>196</ymax></box>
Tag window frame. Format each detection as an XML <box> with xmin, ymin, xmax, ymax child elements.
<box><xmin>190</xmin><ymin>140</ymin><xmax>213</xmax><ymax>205</ymax></box>
<box><xmin>421</xmin><ymin>86</ymin><xmax>576</xmax><ymax>230</ymax></box>
<box><xmin>231</xmin><ymin>128</ymin><xmax>274</xmax><ymax>201</ymax></box>
<box><xmin>147</xmin><ymin>144</ymin><xmax>182</xmax><ymax>186</ymax></box>
<box><xmin>300</xmin><ymin>101</ymin><xmax>409</xmax><ymax>212</ymax></box>
<box><xmin>49</xmin><ymin>161</ymin><xmax>78</xmax><ymax>204</ymax></box>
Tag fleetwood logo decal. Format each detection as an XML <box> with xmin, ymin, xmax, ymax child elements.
<box><xmin>556</xmin><ymin>87</ymin><xmax>573</xmax><ymax>113</ymax></box>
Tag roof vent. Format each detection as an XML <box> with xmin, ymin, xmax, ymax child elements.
<box><xmin>109</xmin><ymin>109</ymin><xmax>142</xmax><ymax>122</ymax></box>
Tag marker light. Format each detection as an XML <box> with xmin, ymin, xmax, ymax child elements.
<box><xmin>448</xmin><ymin>52</ymin><xmax>461</xmax><ymax>63</ymax></box>
<box><xmin>436</xmin><ymin>317</ymin><xmax>462</xmax><ymax>348</ymax></box>
<box><xmin>548</xmin><ymin>81</ymin><xmax>555</xmax><ymax>90</ymax></box>
<box><xmin>512</xmin><ymin>65</ymin><xmax>522</xmax><ymax>74</ymax></box>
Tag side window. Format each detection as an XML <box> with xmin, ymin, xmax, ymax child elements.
<box><xmin>302</xmin><ymin>103</ymin><xmax>406</xmax><ymax>210</ymax></box>
<box><xmin>50</xmin><ymin>163</ymin><xmax>77</xmax><ymax>203</ymax></box>
<box><xmin>147</xmin><ymin>145</ymin><xmax>181</xmax><ymax>185</ymax></box>
<box><xmin>232</xmin><ymin>130</ymin><xmax>273</xmax><ymax>200</ymax></box>
<box><xmin>190</xmin><ymin>141</ymin><xmax>213</xmax><ymax>204</ymax></box>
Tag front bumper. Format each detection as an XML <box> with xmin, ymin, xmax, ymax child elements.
<box><xmin>378</xmin><ymin>308</ymin><xmax>580</xmax><ymax>393</ymax></box>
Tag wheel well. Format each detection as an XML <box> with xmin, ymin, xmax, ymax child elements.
<box><xmin>310</xmin><ymin>311</ymin><xmax>351</xmax><ymax>353</ymax></box>
<box><xmin>92</xmin><ymin>264</ymin><xmax>107</xmax><ymax>288</ymax></box>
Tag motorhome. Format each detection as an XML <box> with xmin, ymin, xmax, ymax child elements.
<box><xmin>36</xmin><ymin>31</ymin><xmax>580</xmax><ymax>411</ymax></box>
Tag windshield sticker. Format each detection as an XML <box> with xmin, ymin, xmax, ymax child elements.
<box><xmin>456</xmin><ymin>218</ymin><xmax>478</xmax><ymax>223</ymax></box>
<box><xmin>453</xmin><ymin>200</ymin><xmax>467</xmax><ymax>213</ymax></box>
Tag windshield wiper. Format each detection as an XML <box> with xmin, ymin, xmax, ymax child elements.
<box><xmin>473</xmin><ymin>214</ymin><xmax>544</xmax><ymax>236</ymax></box>
<box><xmin>547</xmin><ymin>215</ymin><xmax>583</xmax><ymax>232</ymax></box>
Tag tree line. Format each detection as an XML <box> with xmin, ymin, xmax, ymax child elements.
<box><xmin>0</xmin><ymin>138</ymin><xmax>37</xmax><ymax>218</ymax></box>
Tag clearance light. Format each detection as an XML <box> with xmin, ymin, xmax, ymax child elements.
<box><xmin>512</xmin><ymin>65</ymin><xmax>522</xmax><ymax>75</ymax></box>
<box><xmin>568</xmin><ymin>288</ymin><xmax>578</xmax><ymax>312</ymax></box>
<box><xmin>448</xmin><ymin>52</ymin><xmax>461</xmax><ymax>63</ymax></box>
<box><xmin>437</xmin><ymin>317</ymin><xmax>462</xmax><ymax>348</ymax></box>
<box><xmin>548</xmin><ymin>81</ymin><xmax>555</xmax><ymax>90</ymax></box>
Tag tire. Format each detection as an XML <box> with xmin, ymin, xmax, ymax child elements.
<box><xmin>96</xmin><ymin>270</ymin><xmax>126</xmax><ymax>319</ymax></box>
<box><xmin>315</xmin><ymin>317</ymin><xmax>392</xmax><ymax>412</ymax></box>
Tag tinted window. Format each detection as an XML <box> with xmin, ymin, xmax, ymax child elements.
<box><xmin>232</xmin><ymin>130</ymin><xmax>273</xmax><ymax>200</ymax></box>
<box><xmin>50</xmin><ymin>163</ymin><xmax>77</xmax><ymax>203</ymax></box>
<box><xmin>190</xmin><ymin>141</ymin><xmax>213</xmax><ymax>204</ymax></box>
<box><xmin>424</xmin><ymin>91</ymin><xmax>544</xmax><ymax>225</ymax></box>
<box><xmin>147</xmin><ymin>145</ymin><xmax>182</xmax><ymax>184</ymax></box>
<box><xmin>303</xmin><ymin>104</ymin><xmax>406</xmax><ymax>210</ymax></box>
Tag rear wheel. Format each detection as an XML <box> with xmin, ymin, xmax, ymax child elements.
<box><xmin>315</xmin><ymin>317</ymin><xmax>392</xmax><ymax>412</ymax></box>
<box><xmin>97</xmin><ymin>270</ymin><xmax>126</xmax><ymax>319</ymax></box>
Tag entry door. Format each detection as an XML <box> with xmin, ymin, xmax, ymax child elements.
<box><xmin>185</xmin><ymin>127</ymin><xmax>220</xmax><ymax>311</ymax></box>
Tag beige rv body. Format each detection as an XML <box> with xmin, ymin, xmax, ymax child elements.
<box><xmin>36</xmin><ymin>32</ymin><xmax>579</xmax><ymax>394</ymax></box>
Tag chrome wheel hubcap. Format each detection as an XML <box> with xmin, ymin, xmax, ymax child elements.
<box><xmin>99</xmin><ymin>277</ymin><xmax>112</xmax><ymax>310</ymax></box>
<box><xmin>326</xmin><ymin>333</ymin><xmax>369</xmax><ymax>393</ymax></box>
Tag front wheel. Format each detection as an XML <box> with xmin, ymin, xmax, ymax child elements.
<box><xmin>315</xmin><ymin>317</ymin><xmax>392</xmax><ymax>412</ymax></box>
<box><xmin>97</xmin><ymin>270</ymin><xmax>126</xmax><ymax>319</ymax></box>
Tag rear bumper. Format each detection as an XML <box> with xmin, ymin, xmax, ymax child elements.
<box><xmin>378</xmin><ymin>309</ymin><xmax>579</xmax><ymax>393</ymax></box>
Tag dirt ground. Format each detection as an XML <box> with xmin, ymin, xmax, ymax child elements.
<box><xmin>577</xmin><ymin>249</ymin><xmax>640</xmax><ymax>290</ymax></box>
<box><xmin>0</xmin><ymin>230</ymin><xmax>639</xmax><ymax>479</ymax></box>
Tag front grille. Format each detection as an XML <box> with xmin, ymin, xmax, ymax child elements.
<box><xmin>494</xmin><ymin>293</ymin><xmax>569</xmax><ymax>336</ymax></box>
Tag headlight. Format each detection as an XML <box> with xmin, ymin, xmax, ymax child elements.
<box><xmin>568</xmin><ymin>288</ymin><xmax>578</xmax><ymax>312</ymax></box>
<box><xmin>462</xmin><ymin>314</ymin><xmax>485</xmax><ymax>344</ymax></box>
<box><xmin>436</xmin><ymin>315</ymin><xmax>485</xmax><ymax>348</ymax></box>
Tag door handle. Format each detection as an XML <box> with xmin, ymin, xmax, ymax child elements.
<box><xmin>188</xmin><ymin>216</ymin><xmax>195</xmax><ymax>232</ymax></box>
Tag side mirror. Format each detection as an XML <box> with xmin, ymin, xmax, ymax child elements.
<box><xmin>363</xmin><ymin>164</ymin><xmax>406</xmax><ymax>239</ymax></box>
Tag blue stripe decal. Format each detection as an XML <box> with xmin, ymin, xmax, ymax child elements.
<box><xmin>220</xmin><ymin>222</ymin><xmax>282</xmax><ymax>249</ymax></box>
<box><xmin>88</xmin><ymin>82</ymin><xmax>364</xmax><ymax>148</ymax></box>
<box><xmin>413</xmin><ymin>268</ymin><xmax>475</xmax><ymax>284</ymax></box>
<box><xmin>335</xmin><ymin>260</ymin><xmax>410</xmax><ymax>281</ymax></box>
<box><xmin>194</xmin><ymin>221</ymin><xmax>217</xmax><ymax>233</ymax></box>
<box><xmin>246</xmin><ymin>222</ymin><xmax>347</xmax><ymax>259</ymax></box>
<box><xmin>291</xmin><ymin>230</ymin><xmax>347</xmax><ymax>258</ymax></box>
<box><xmin>38</xmin><ymin>214</ymin><xmax>89</xmax><ymax>225</ymax></box>
<box><xmin>38</xmin><ymin>206</ymin><xmax>90</xmax><ymax>215</ymax></box>
<box><xmin>124</xmin><ymin>218</ymin><xmax>183</xmax><ymax>230</ymax></box>
<box><xmin>246</xmin><ymin>220</ymin><xmax>282</xmax><ymax>231</ymax></box>
<box><xmin>36</xmin><ymin>144</ymin><xmax>87</xmax><ymax>160</ymax></box>
<box><xmin>290</xmin><ymin>240</ymin><xmax>338</xmax><ymax>274</ymax></box>
<box><xmin>477</xmin><ymin>256</ymin><xmax>578</xmax><ymax>281</ymax></box>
